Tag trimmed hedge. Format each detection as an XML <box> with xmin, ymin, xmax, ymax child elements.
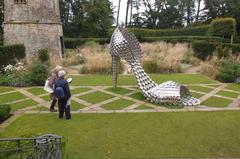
<box><xmin>141</xmin><ymin>36</ymin><xmax>228</xmax><ymax>43</ymax></box>
<box><xmin>210</xmin><ymin>18</ymin><xmax>237</xmax><ymax>38</ymax></box>
<box><xmin>107</xmin><ymin>25</ymin><xmax>210</xmax><ymax>38</ymax></box>
<box><xmin>65</xmin><ymin>38</ymin><xmax>109</xmax><ymax>49</ymax></box>
<box><xmin>0</xmin><ymin>44</ymin><xmax>25</xmax><ymax>67</ymax></box>
<box><xmin>0</xmin><ymin>105</ymin><xmax>11</xmax><ymax>123</ymax></box>
<box><xmin>192</xmin><ymin>41</ymin><xmax>216</xmax><ymax>60</ymax></box>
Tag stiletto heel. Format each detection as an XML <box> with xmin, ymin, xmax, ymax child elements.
<box><xmin>112</xmin><ymin>55</ymin><xmax>120</xmax><ymax>88</ymax></box>
<box><xmin>109</xmin><ymin>28</ymin><xmax>200</xmax><ymax>106</ymax></box>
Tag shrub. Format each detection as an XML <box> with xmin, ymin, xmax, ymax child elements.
<box><xmin>192</xmin><ymin>41</ymin><xmax>216</xmax><ymax>60</ymax></box>
<box><xmin>0</xmin><ymin>105</ymin><xmax>11</xmax><ymax>122</ymax></box>
<box><xmin>210</xmin><ymin>18</ymin><xmax>237</xmax><ymax>42</ymax></box>
<box><xmin>26</xmin><ymin>61</ymin><xmax>49</xmax><ymax>86</ymax></box>
<box><xmin>218</xmin><ymin>61</ymin><xmax>240</xmax><ymax>83</ymax></box>
<box><xmin>38</xmin><ymin>49</ymin><xmax>49</xmax><ymax>63</ymax></box>
<box><xmin>143</xmin><ymin>60</ymin><xmax>159</xmax><ymax>73</ymax></box>
<box><xmin>0</xmin><ymin>44</ymin><xmax>25</xmax><ymax>69</ymax></box>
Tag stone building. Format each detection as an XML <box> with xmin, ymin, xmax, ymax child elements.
<box><xmin>4</xmin><ymin>0</ymin><xmax>64</xmax><ymax>61</ymax></box>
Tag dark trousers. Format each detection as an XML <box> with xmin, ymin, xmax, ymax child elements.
<box><xmin>50</xmin><ymin>93</ymin><xmax>57</xmax><ymax>111</ymax></box>
<box><xmin>58</xmin><ymin>98</ymin><xmax>71</xmax><ymax>120</ymax></box>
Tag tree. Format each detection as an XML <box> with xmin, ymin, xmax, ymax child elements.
<box><xmin>0</xmin><ymin>0</ymin><xmax>3</xmax><ymax>34</ymax></box>
<box><xmin>59</xmin><ymin>0</ymin><xmax>114</xmax><ymax>37</ymax></box>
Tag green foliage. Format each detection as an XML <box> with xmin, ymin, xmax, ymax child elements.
<box><xmin>64</xmin><ymin>38</ymin><xmax>109</xmax><ymax>49</ymax></box>
<box><xmin>0</xmin><ymin>44</ymin><xmax>25</xmax><ymax>68</ymax></box>
<box><xmin>218</xmin><ymin>60</ymin><xmax>240</xmax><ymax>83</ymax></box>
<box><xmin>140</xmin><ymin>36</ymin><xmax>227</xmax><ymax>43</ymax></box>
<box><xmin>38</xmin><ymin>49</ymin><xmax>49</xmax><ymax>63</ymax></box>
<box><xmin>0</xmin><ymin>105</ymin><xmax>11</xmax><ymax>122</ymax></box>
<box><xmin>143</xmin><ymin>61</ymin><xmax>159</xmax><ymax>73</ymax></box>
<box><xmin>122</xmin><ymin>25</ymin><xmax>211</xmax><ymax>37</ymax></box>
<box><xmin>26</xmin><ymin>61</ymin><xmax>49</xmax><ymax>86</ymax></box>
<box><xmin>221</xmin><ymin>43</ymin><xmax>240</xmax><ymax>55</ymax></box>
<box><xmin>192</xmin><ymin>41</ymin><xmax>216</xmax><ymax>60</ymax></box>
<box><xmin>210</xmin><ymin>18</ymin><xmax>237</xmax><ymax>38</ymax></box>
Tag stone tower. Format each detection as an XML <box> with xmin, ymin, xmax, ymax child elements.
<box><xmin>4</xmin><ymin>0</ymin><xmax>64</xmax><ymax>61</ymax></box>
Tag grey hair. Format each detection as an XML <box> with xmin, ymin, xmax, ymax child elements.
<box><xmin>58</xmin><ymin>70</ymin><xmax>66</xmax><ymax>77</ymax></box>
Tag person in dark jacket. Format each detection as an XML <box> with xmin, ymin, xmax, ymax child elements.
<box><xmin>55</xmin><ymin>70</ymin><xmax>71</xmax><ymax>120</ymax></box>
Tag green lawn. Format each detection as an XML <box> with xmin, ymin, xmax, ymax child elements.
<box><xmin>0</xmin><ymin>87</ymin><xmax>15</xmax><ymax>94</ymax></box>
<box><xmin>189</xmin><ymin>85</ymin><xmax>213</xmax><ymax>93</ymax></box>
<box><xmin>135</xmin><ymin>104</ymin><xmax>153</xmax><ymax>110</ymax></box>
<box><xmin>190</xmin><ymin>92</ymin><xmax>204</xmax><ymax>98</ymax></box>
<box><xmin>225</xmin><ymin>84</ymin><xmax>240</xmax><ymax>92</ymax></box>
<box><xmin>105</xmin><ymin>87</ymin><xmax>132</xmax><ymax>95</ymax></box>
<box><xmin>202</xmin><ymin>97</ymin><xmax>233</xmax><ymax>108</ymax></box>
<box><xmin>71</xmin><ymin>74</ymin><xmax>216</xmax><ymax>86</ymax></box>
<box><xmin>0</xmin><ymin>92</ymin><xmax>27</xmax><ymax>104</ymax></box>
<box><xmin>71</xmin><ymin>87</ymin><xmax>92</xmax><ymax>95</ymax></box>
<box><xmin>1</xmin><ymin>112</ymin><xmax>240</xmax><ymax>158</ymax></box>
<box><xmin>101</xmin><ymin>99</ymin><xmax>134</xmax><ymax>110</ymax></box>
<box><xmin>78</xmin><ymin>91</ymin><xmax>114</xmax><ymax>104</ymax></box>
<box><xmin>10</xmin><ymin>99</ymin><xmax>38</xmax><ymax>111</ymax></box>
<box><xmin>71</xmin><ymin>101</ymin><xmax>86</xmax><ymax>110</ymax></box>
<box><xmin>27</xmin><ymin>87</ymin><xmax>46</xmax><ymax>96</ymax></box>
<box><xmin>40</xmin><ymin>95</ymin><xmax>50</xmax><ymax>101</ymax></box>
<box><xmin>129</xmin><ymin>92</ymin><xmax>145</xmax><ymax>100</ymax></box>
<box><xmin>217</xmin><ymin>90</ymin><xmax>239</xmax><ymax>98</ymax></box>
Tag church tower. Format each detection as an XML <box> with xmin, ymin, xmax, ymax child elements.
<box><xmin>4</xmin><ymin>0</ymin><xmax>64</xmax><ymax>60</ymax></box>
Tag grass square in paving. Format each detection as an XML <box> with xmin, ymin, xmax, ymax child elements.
<box><xmin>0</xmin><ymin>87</ymin><xmax>14</xmax><ymax>94</ymax></box>
<box><xmin>40</xmin><ymin>95</ymin><xmax>50</xmax><ymax>101</ymax></box>
<box><xmin>0</xmin><ymin>92</ymin><xmax>27</xmax><ymax>104</ymax></box>
<box><xmin>71</xmin><ymin>101</ymin><xmax>86</xmax><ymax>111</ymax></box>
<box><xmin>71</xmin><ymin>87</ymin><xmax>92</xmax><ymax>95</ymax></box>
<box><xmin>202</xmin><ymin>97</ymin><xmax>233</xmax><ymax>108</ymax></box>
<box><xmin>78</xmin><ymin>91</ymin><xmax>114</xmax><ymax>104</ymax></box>
<box><xmin>10</xmin><ymin>99</ymin><xmax>38</xmax><ymax>111</ymax></box>
<box><xmin>105</xmin><ymin>87</ymin><xmax>132</xmax><ymax>95</ymax></box>
<box><xmin>188</xmin><ymin>85</ymin><xmax>214</xmax><ymax>93</ymax></box>
<box><xmin>216</xmin><ymin>90</ymin><xmax>239</xmax><ymax>99</ymax></box>
<box><xmin>27</xmin><ymin>87</ymin><xmax>46</xmax><ymax>96</ymax></box>
<box><xmin>190</xmin><ymin>91</ymin><xmax>204</xmax><ymax>98</ymax></box>
<box><xmin>135</xmin><ymin>104</ymin><xmax>154</xmax><ymax>110</ymax></box>
<box><xmin>225</xmin><ymin>84</ymin><xmax>240</xmax><ymax>92</ymax></box>
<box><xmin>129</xmin><ymin>92</ymin><xmax>145</xmax><ymax>100</ymax></box>
<box><xmin>33</xmin><ymin>106</ymin><xmax>49</xmax><ymax>111</ymax></box>
<box><xmin>101</xmin><ymin>99</ymin><xmax>134</xmax><ymax>110</ymax></box>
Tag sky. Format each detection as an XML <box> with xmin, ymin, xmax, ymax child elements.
<box><xmin>110</xmin><ymin>0</ymin><xmax>130</xmax><ymax>25</ymax></box>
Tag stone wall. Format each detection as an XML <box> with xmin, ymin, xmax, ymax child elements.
<box><xmin>4</xmin><ymin>24</ymin><xmax>63</xmax><ymax>61</ymax></box>
<box><xmin>4</xmin><ymin>0</ymin><xmax>63</xmax><ymax>61</ymax></box>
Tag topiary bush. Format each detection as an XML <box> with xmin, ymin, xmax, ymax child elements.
<box><xmin>0</xmin><ymin>105</ymin><xmax>11</xmax><ymax>123</ymax></box>
<box><xmin>38</xmin><ymin>49</ymin><xmax>49</xmax><ymax>63</ymax></box>
<box><xmin>218</xmin><ymin>61</ymin><xmax>240</xmax><ymax>83</ymax></box>
<box><xmin>192</xmin><ymin>41</ymin><xmax>216</xmax><ymax>60</ymax></box>
<box><xmin>210</xmin><ymin>18</ymin><xmax>237</xmax><ymax>43</ymax></box>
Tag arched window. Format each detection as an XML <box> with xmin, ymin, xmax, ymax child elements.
<box><xmin>14</xmin><ymin>0</ymin><xmax>27</xmax><ymax>4</ymax></box>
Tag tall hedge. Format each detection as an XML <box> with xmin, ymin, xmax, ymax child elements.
<box><xmin>210</xmin><ymin>18</ymin><xmax>237</xmax><ymax>43</ymax></box>
<box><xmin>0</xmin><ymin>44</ymin><xmax>25</xmax><ymax>67</ymax></box>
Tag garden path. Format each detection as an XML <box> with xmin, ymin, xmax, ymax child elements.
<box><xmin>0</xmin><ymin>83</ymin><xmax>239</xmax><ymax>130</ymax></box>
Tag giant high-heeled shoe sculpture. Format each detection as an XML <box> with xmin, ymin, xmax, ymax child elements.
<box><xmin>110</xmin><ymin>28</ymin><xmax>200</xmax><ymax>106</ymax></box>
